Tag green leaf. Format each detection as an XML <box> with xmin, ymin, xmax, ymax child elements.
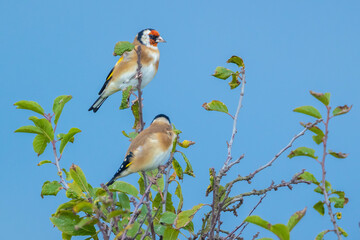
<box><xmin>338</xmin><ymin>226</ymin><xmax>348</xmax><ymax>237</ymax></box>
<box><xmin>62</xmin><ymin>233</ymin><xmax>72</xmax><ymax>240</ymax></box>
<box><xmin>60</xmin><ymin>128</ymin><xmax>81</xmax><ymax>154</ymax></box>
<box><xmin>245</xmin><ymin>216</ymin><xmax>290</xmax><ymax>240</ymax></box>
<box><xmin>328</xmin><ymin>150</ymin><xmax>348</xmax><ymax>159</ymax></box>
<box><xmin>137</xmin><ymin>176</ymin><xmax>145</xmax><ymax>195</ymax></box>
<box><xmin>108</xmin><ymin>181</ymin><xmax>139</xmax><ymax>199</ymax></box>
<box><xmin>310</xmin><ymin>91</ymin><xmax>330</xmax><ymax>106</ymax></box>
<box><xmin>37</xmin><ymin>160</ymin><xmax>52</xmax><ymax>166</ymax></box>
<box><xmin>180</xmin><ymin>152</ymin><xmax>195</xmax><ymax>177</ymax></box>
<box><xmin>118</xmin><ymin>192</ymin><xmax>131</xmax><ymax>210</ymax></box>
<box><xmin>202</xmin><ymin>100</ymin><xmax>228</xmax><ymax>114</ymax></box>
<box><xmin>332</xmin><ymin>190</ymin><xmax>345</xmax><ymax>198</ymax></box>
<box><xmin>297</xmin><ymin>171</ymin><xmax>319</xmax><ymax>185</ymax></box>
<box><xmin>14</xmin><ymin>125</ymin><xmax>43</xmax><ymax>134</ymax></box>
<box><xmin>300</xmin><ymin>122</ymin><xmax>324</xmax><ymax>145</ymax></box>
<box><xmin>174</xmin><ymin>181</ymin><xmax>184</xmax><ymax>213</ymax></box>
<box><xmin>172</xmin><ymin>158</ymin><xmax>183</xmax><ymax>180</ymax></box>
<box><xmin>62</xmin><ymin>168</ymin><xmax>73</xmax><ymax>181</ymax></box>
<box><xmin>107</xmin><ymin>209</ymin><xmax>129</xmax><ymax>221</ymax></box>
<box><xmin>312</xmin><ymin>134</ymin><xmax>324</xmax><ymax>145</ymax></box>
<box><xmin>29</xmin><ymin>116</ymin><xmax>54</xmax><ymax>141</ymax></box>
<box><xmin>315</xmin><ymin>230</ymin><xmax>329</xmax><ymax>240</ymax></box>
<box><xmin>41</xmin><ymin>181</ymin><xmax>62</xmax><ymax>198</ymax></box>
<box><xmin>56</xmin><ymin>199</ymin><xmax>83</xmax><ymax>214</ymax></box>
<box><xmin>33</xmin><ymin>134</ymin><xmax>50</xmax><ymax>156</ymax></box>
<box><xmin>114</xmin><ymin>41</ymin><xmax>135</xmax><ymax>56</ymax></box>
<box><xmin>329</xmin><ymin>197</ymin><xmax>345</xmax><ymax>208</ymax></box>
<box><xmin>175</xmin><ymin>203</ymin><xmax>204</xmax><ymax>229</ymax></box>
<box><xmin>333</xmin><ymin>105</ymin><xmax>352</xmax><ymax>116</ymax></box>
<box><xmin>50</xmin><ymin>210</ymin><xmax>96</xmax><ymax>236</ymax></box>
<box><xmin>177</xmin><ymin>140</ymin><xmax>195</xmax><ymax>148</ymax></box>
<box><xmin>212</xmin><ymin>66</ymin><xmax>234</xmax><ymax>80</ymax></box>
<box><xmin>313</xmin><ymin>201</ymin><xmax>325</xmax><ymax>215</ymax></box>
<box><xmin>122</xmin><ymin>130</ymin><xmax>138</xmax><ymax>140</ymax></box>
<box><xmin>119</xmin><ymin>86</ymin><xmax>133</xmax><ymax>110</ymax></box>
<box><xmin>154</xmin><ymin>224</ymin><xmax>166</xmax><ymax>236</ymax></box>
<box><xmin>160</xmin><ymin>212</ymin><xmax>177</xmax><ymax>225</ymax></box>
<box><xmin>66</xmin><ymin>182</ymin><xmax>85</xmax><ymax>199</ymax></box>
<box><xmin>73</xmin><ymin>201</ymin><xmax>94</xmax><ymax>214</ymax></box>
<box><xmin>131</xmin><ymin>99</ymin><xmax>140</xmax><ymax>129</ymax></box>
<box><xmin>14</xmin><ymin>100</ymin><xmax>44</xmax><ymax>115</ymax></box>
<box><xmin>293</xmin><ymin>106</ymin><xmax>322</xmax><ymax>119</ymax></box>
<box><xmin>287</xmin><ymin>207</ymin><xmax>306</xmax><ymax>231</ymax></box>
<box><xmin>70</xmin><ymin>164</ymin><xmax>90</xmax><ymax>195</ymax></box>
<box><xmin>227</xmin><ymin>56</ymin><xmax>245</xmax><ymax>68</ymax></box>
<box><xmin>325</xmin><ymin>180</ymin><xmax>332</xmax><ymax>192</ymax></box>
<box><xmin>229</xmin><ymin>74</ymin><xmax>241</xmax><ymax>89</ymax></box>
<box><xmin>127</xmin><ymin>221</ymin><xmax>140</xmax><ymax>237</ymax></box>
<box><xmin>288</xmin><ymin>147</ymin><xmax>317</xmax><ymax>159</ymax></box>
<box><xmin>163</xmin><ymin>226</ymin><xmax>179</xmax><ymax>240</ymax></box>
<box><xmin>53</xmin><ymin>95</ymin><xmax>72</xmax><ymax>125</ymax></box>
<box><xmin>75</xmin><ymin>218</ymin><xmax>98</xmax><ymax>233</ymax></box>
<box><xmin>147</xmin><ymin>169</ymin><xmax>164</xmax><ymax>192</ymax></box>
<box><xmin>206</xmin><ymin>168</ymin><xmax>215</xmax><ymax>196</ymax></box>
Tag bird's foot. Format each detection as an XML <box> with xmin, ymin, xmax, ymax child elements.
<box><xmin>135</xmin><ymin>72</ymin><xmax>143</xmax><ymax>79</ymax></box>
<box><xmin>158</xmin><ymin>165</ymin><xmax>167</xmax><ymax>174</ymax></box>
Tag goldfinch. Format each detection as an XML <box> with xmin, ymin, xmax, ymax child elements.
<box><xmin>106</xmin><ymin>114</ymin><xmax>175</xmax><ymax>186</ymax></box>
<box><xmin>89</xmin><ymin>29</ymin><xmax>166</xmax><ymax>112</ymax></box>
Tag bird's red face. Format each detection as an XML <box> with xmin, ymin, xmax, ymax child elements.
<box><xmin>148</xmin><ymin>30</ymin><xmax>166</xmax><ymax>47</ymax></box>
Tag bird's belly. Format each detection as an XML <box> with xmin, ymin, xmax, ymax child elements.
<box><xmin>145</xmin><ymin>147</ymin><xmax>171</xmax><ymax>171</ymax></box>
<box><xmin>140</xmin><ymin>64</ymin><xmax>157</xmax><ymax>89</ymax></box>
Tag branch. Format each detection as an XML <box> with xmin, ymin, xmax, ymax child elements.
<box><xmin>135</xmin><ymin>46</ymin><xmax>144</xmax><ymax>132</ymax></box>
<box><xmin>321</xmin><ymin>106</ymin><xmax>342</xmax><ymax>239</ymax></box>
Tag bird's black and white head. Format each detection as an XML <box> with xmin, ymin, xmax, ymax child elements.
<box><xmin>152</xmin><ymin>114</ymin><xmax>171</xmax><ymax>125</ymax></box>
<box><xmin>136</xmin><ymin>29</ymin><xmax>166</xmax><ymax>48</ymax></box>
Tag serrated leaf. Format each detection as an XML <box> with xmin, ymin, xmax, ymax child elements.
<box><xmin>172</xmin><ymin>158</ymin><xmax>183</xmax><ymax>180</ymax></box>
<box><xmin>119</xmin><ymin>86</ymin><xmax>133</xmax><ymax>110</ymax></box>
<box><xmin>73</xmin><ymin>201</ymin><xmax>94</xmax><ymax>214</ymax></box>
<box><xmin>118</xmin><ymin>192</ymin><xmax>131</xmax><ymax>210</ymax></box>
<box><xmin>70</xmin><ymin>164</ymin><xmax>90</xmax><ymax>196</ymax></box>
<box><xmin>202</xmin><ymin>100</ymin><xmax>228</xmax><ymax>114</ymax></box>
<box><xmin>293</xmin><ymin>106</ymin><xmax>322</xmax><ymax>119</ymax></box>
<box><xmin>38</xmin><ymin>160</ymin><xmax>52</xmax><ymax>166</ymax></box>
<box><xmin>14</xmin><ymin>100</ymin><xmax>44</xmax><ymax>115</ymax></box>
<box><xmin>245</xmin><ymin>216</ymin><xmax>290</xmax><ymax>240</ymax></box>
<box><xmin>328</xmin><ymin>150</ymin><xmax>348</xmax><ymax>159</ymax></box>
<box><xmin>310</xmin><ymin>91</ymin><xmax>330</xmax><ymax>106</ymax></box>
<box><xmin>287</xmin><ymin>208</ymin><xmax>306</xmax><ymax>231</ymax></box>
<box><xmin>229</xmin><ymin>74</ymin><xmax>241</xmax><ymax>89</ymax></box>
<box><xmin>212</xmin><ymin>66</ymin><xmax>234</xmax><ymax>80</ymax></box>
<box><xmin>53</xmin><ymin>95</ymin><xmax>72</xmax><ymax>125</ymax></box>
<box><xmin>180</xmin><ymin>152</ymin><xmax>195</xmax><ymax>177</ymax></box>
<box><xmin>174</xmin><ymin>181</ymin><xmax>184</xmax><ymax>213</ymax></box>
<box><xmin>177</xmin><ymin>140</ymin><xmax>195</xmax><ymax>148</ymax></box>
<box><xmin>298</xmin><ymin>171</ymin><xmax>319</xmax><ymax>184</ymax></box>
<box><xmin>15</xmin><ymin>125</ymin><xmax>43</xmax><ymax>135</ymax></box>
<box><xmin>131</xmin><ymin>99</ymin><xmax>140</xmax><ymax>129</ymax></box>
<box><xmin>114</xmin><ymin>41</ymin><xmax>135</xmax><ymax>56</ymax></box>
<box><xmin>175</xmin><ymin>204</ymin><xmax>204</xmax><ymax>229</ymax></box>
<box><xmin>60</xmin><ymin>128</ymin><xmax>81</xmax><ymax>154</ymax></box>
<box><xmin>329</xmin><ymin>197</ymin><xmax>345</xmax><ymax>208</ymax></box>
<box><xmin>163</xmin><ymin>226</ymin><xmax>179</xmax><ymax>240</ymax></box>
<box><xmin>227</xmin><ymin>56</ymin><xmax>245</xmax><ymax>68</ymax></box>
<box><xmin>50</xmin><ymin>210</ymin><xmax>96</xmax><ymax>236</ymax></box>
<box><xmin>108</xmin><ymin>181</ymin><xmax>139</xmax><ymax>199</ymax></box>
<box><xmin>333</xmin><ymin>105</ymin><xmax>352</xmax><ymax>116</ymax></box>
<box><xmin>41</xmin><ymin>181</ymin><xmax>62</xmax><ymax>198</ymax></box>
<box><xmin>313</xmin><ymin>201</ymin><xmax>325</xmax><ymax>215</ymax></box>
<box><xmin>288</xmin><ymin>147</ymin><xmax>317</xmax><ymax>159</ymax></box>
<box><xmin>160</xmin><ymin>212</ymin><xmax>177</xmax><ymax>225</ymax></box>
<box><xmin>33</xmin><ymin>134</ymin><xmax>50</xmax><ymax>156</ymax></box>
<box><xmin>29</xmin><ymin>116</ymin><xmax>54</xmax><ymax>141</ymax></box>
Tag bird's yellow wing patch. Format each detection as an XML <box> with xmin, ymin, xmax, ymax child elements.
<box><xmin>106</xmin><ymin>56</ymin><xmax>124</xmax><ymax>81</ymax></box>
<box><xmin>125</xmin><ymin>161</ymin><xmax>133</xmax><ymax>168</ymax></box>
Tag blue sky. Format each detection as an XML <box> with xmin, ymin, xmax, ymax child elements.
<box><xmin>1</xmin><ymin>0</ymin><xmax>359</xmax><ymax>239</ymax></box>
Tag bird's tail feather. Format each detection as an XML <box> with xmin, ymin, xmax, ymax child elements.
<box><xmin>106</xmin><ymin>167</ymin><xmax>124</xmax><ymax>186</ymax></box>
<box><xmin>88</xmin><ymin>96</ymin><xmax>108</xmax><ymax>113</ymax></box>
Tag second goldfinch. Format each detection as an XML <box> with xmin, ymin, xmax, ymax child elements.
<box><xmin>106</xmin><ymin>114</ymin><xmax>176</xmax><ymax>186</ymax></box>
<box><xmin>89</xmin><ymin>28</ymin><xmax>166</xmax><ymax>112</ymax></box>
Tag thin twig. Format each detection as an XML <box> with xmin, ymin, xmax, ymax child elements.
<box><xmin>321</xmin><ymin>106</ymin><xmax>341</xmax><ymax>239</ymax></box>
<box><xmin>135</xmin><ymin>46</ymin><xmax>144</xmax><ymax>132</ymax></box>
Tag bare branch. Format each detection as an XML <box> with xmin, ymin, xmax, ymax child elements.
<box><xmin>135</xmin><ymin>46</ymin><xmax>144</xmax><ymax>132</ymax></box>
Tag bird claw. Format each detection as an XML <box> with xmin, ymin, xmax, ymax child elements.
<box><xmin>158</xmin><ymin>165</ymin><xmax>167</xmax><ymax>174</ymax></box>
<box><xmin>135</xmin><ymin>72</ymin><xmax>143</xmax><ymax>79</ymax></box>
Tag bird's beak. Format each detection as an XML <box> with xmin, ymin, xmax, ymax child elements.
<box><xmin>156</xmin><ymin>36</ymin><xmax>166</xmax><ymax>43</ymax></box>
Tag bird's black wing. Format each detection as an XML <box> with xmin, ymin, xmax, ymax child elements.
<box><xmin>106</xmin><ymin>152</ymin><xmax>134</xmax><ymax>186</ymax></box>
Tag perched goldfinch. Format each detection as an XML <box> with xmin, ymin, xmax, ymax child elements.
<box><xmin>89</xmin><ymin>28</ymin><xmax>166</xmax><ymax>112</ymax></box>
<box><xmin>106</xmin><ymin>114</ymin><xmax>175</xmax><ymax>186</ymax></box>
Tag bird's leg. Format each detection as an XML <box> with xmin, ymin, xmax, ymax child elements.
<box><xmin>135</xmin><ymin>71</ymin><xmax>143</xmax><ymax>80</ymax></box>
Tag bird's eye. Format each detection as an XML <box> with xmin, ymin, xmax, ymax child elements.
<box><xmin>149</xmin><ymin>34</ymin><xmax>157</xmax><ymax>40</ymax></box>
